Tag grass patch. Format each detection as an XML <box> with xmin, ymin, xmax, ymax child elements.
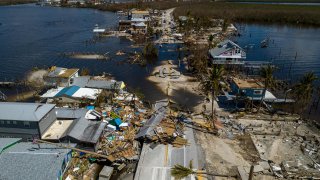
<box><xmin>173</xmin><ymin>2</ymin><xmax>320</xmax><ymax>26</ymax></box>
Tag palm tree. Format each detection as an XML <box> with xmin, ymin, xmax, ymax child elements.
<box><xmin>292</xmin><ymin>72</ymin><xmax>318</xmax><ymax>115</ymax></box>
<box><xmin>200</xmin><ymin>65</ymin><xmax>224</xmax><ymax>125</ymax></box>
<box><xmin>258</xmin><ymin>65</ymin><xmax>275</xmax><ymax>112</ymax></box>
<box><xmin>171</xmin><ymin>161</ymin><xmax>236</xmax><ymax>179</ymax></box>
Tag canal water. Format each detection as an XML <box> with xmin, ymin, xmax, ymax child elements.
<box><xmin>0</xmin><ymin>4</ymin><xmax>319</xmax><ymax>118</ymax></box>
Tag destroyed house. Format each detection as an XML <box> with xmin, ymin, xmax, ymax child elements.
<box><xmin>42</xmin><ymin>108</ymin><xmax>105</xmax><ymax>151</ymax></box>
<box><xmin>0</xmin><ymin>138</ymin><xmax>73</xmax><ymax>180</ymax></box>
<box><xmin>0</xmin><ymin>102</ymin><xmax>56</xmax><ymax>140</ymax></box>
<box><xmin>209</xmin><ymin>40</ymin><xmax>246</xmax><ymax>64</ymax></box>
<box><xmin>135</xmin><ymin>99</ymin><xmax>168</xmax><ymax>140</ymax></box>
<box><xmin>119</xmin><ymin>20</ymin><xmax>132</xmax><ymax>31</ymax></box>
<box><xmin>44</xmin><ymin>66</ymin><xmax>79</xmax><ymax>87</ymax></box>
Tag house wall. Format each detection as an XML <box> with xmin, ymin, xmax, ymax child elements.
<box><xmin>38</xmin><ymin>109</ymin><xmax>57</xmax><ymax>136</ymax></box>
<box><xmin>0</xmin><ymin>120</ymin><xmax>40</xmax><ymax>140</ymax></box>
<box><xmin>44</xmin><ymin>77</ymin><xmax>69</xmax><ymax>87</ymax></box>
<box><xmin>230</xmin><ymin>82</ymin><xmax>264</xmax><ymax>98</ymax></box>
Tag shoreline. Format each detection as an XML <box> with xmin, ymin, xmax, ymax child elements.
<box><xmin>0</xmin><ymin>0</ymin><xmax>36</xmax><ymax>6</ymax></box>
<box><xmin>54</xmin><ymin>1</ymin><xmax>320</xmax><ymax>27</ymax></box>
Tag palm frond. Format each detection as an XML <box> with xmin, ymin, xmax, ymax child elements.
<box><xmin>171</xmin><ymin>164</ymin><xmax>195</xmax><ymax>180</ymax></box>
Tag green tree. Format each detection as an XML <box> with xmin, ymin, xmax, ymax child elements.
<box><xmin>143</xmin><ymin>42</ymin><xmax>158</xmax><ymax>57</ymax></box>
<box><xmin>292</xmin><ymin>72</ymin><xmax>318</xmax><ymax>115</ymax></box>
<box><xmin>200</xmin><ymin>65</ymin><xmax>224</xmax><ymax>126</ymax></box>
<box><xmin>258</xmin><ymin>65</ymin><xmax>276</xmax><ymax>112</ymax></box>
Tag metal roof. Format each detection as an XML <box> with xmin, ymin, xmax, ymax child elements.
<box><xmin>209</xmin><ymin>39</ymin><xmax>243</xmax><ymax>57</ymax></box>
<box><xmin>134</xmin><ymin>127</ymin><xmax>203</xmax><ymax>180</ymax></box>
<box><xmin>0</xmin><ymin>102</ymin><xmax>55</xmax><ymax>122</ymax></box>
<box><xmin>56</xmin><ymin>108</ymin><xmax>106</xmax><ymax>144</ymax></box>
<box><xmin>0</xmin><ymin>138</ymin><xmax>21</xmax><ymax>154</ymax></box>
<box><xmin>54</xmin><ymin>85</ymin><xmax>80</xmax><ymax>97</ymax></box>
<box><xmin>135</xmin><ymin>99</ymin><xmax>168</xmax><ymax>139</ymax></box>
<box><xmin>67</xmin><ymin>116</ymin><xmax>106</xmax><ymax>144</ymax></box>
<box><xmin>0</xmin><ymin>142</ymin><xmax>73</xmax><ymax>180</ymax></box>
<box><xmin>71</xmin><ymin>76</ymin><xmax>124</xmax><ymax>90</ymax></box>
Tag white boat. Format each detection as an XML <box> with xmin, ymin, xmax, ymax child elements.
<box><xmin>93</xmin><ymin>24</ymin><xmax>105</xmax><ymax>33</ymax></box>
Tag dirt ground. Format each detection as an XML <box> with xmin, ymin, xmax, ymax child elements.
<box><xmin>194</xmin><ymin>105</ymin><xmax>320</xmax><ymax>179</ymax></box>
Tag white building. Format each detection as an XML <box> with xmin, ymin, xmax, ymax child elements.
<box><xmin>44</xmin><ymin>66</ymin><xmax>79</xmax><ymax>87</ymax></box>
<box><xmin>209</xmin><ymin>40</ymin><xmax>246</xmax><ymax>65</ymax></box>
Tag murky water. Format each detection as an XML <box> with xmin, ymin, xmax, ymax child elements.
<box><xmin>0</xmin><ymin>4</ymin><xmax>320</xmax><ymax>117</ymax></box>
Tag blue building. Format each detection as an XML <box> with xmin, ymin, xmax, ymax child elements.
<box><xmin>230</xmin><ymin>78</ymin><xmax>276</xmax><ymax>101</ymax></box>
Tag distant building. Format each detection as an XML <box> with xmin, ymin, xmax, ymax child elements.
<box><xmin>132</xmin><ymin>22</ymin><xmax>147</xmax><ymax>34</ymax></box>
<box><xmin>129</xmin><ymin>10</ymin><xmax>150</xmax><ymax>20</ymax></box>
<box><xmin>230</xmin><ymin>78</ymin><xmax>276</xmax><ymax>101</ymax></box>
<box><xmin>209</xmin><ymin>40</ymin><xmax>246</xmax><ymax>64</ymax></box>
<box><xmin>40</xmin><ymin>85</ymin><xmax>102</xmax><ymax>105</ymax></box>
<box><xmin>0</xmin><ymin>102</ymin><xmax>56</xmax><ymax>140</ymax></box>
<box><xmin>0</xmin><ymin>138</ymin><xmax>73</xmax><ymax>180</ymax></box>
<box><xmin>44</xmin><ymin>66</ymin><xmax>79</xmax><ymax>87</ymax></box>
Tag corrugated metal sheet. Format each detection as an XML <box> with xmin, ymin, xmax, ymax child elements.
<box><xmin>0</xmin><ymin>102</ymin><xmax>55</xmax><ymax>122</ymax></box>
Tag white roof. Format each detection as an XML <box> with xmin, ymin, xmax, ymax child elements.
<box><xmin>133</xmin><ymin>22</ymin><xmax>146</xmax><ymax>27</ymax></box>
<box><xmin>264</xmin><ymin>90</ymin><xmax>277</xmax><ymax>100</ymax></box>
<box><xmin>41</xmin><ymin>87</ymin><xmax>101</xmax><ymax>100</ymax></box>
<box><xmin>131</xmin><ymin>18</ymin><xmax>147</xmax><ymax>22</ymax></box>
<box><xmin>40</xmin><ymin>87</ymin><xmax>64</xmax><ymax>98</ymax></box>
<box><xmin>71</xmin><ymin>88</ymin><xmax>101</xmax><ymax>100</ymax></box>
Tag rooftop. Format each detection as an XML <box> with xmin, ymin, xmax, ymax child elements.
<box><xmin>0</xmin><ymin>141</ymin><xmax>73</xmax><ymax>180</ymax></box>
<box><xmin>0</xmin><ymin>138</ymin><xmax>21</xmax><ymax>154</ymax></box>
<box><xmin>232</xmin><ymin>78</ymin><xmax>264</xmax><ymax>89</ymax></box>
<box><xmin>41</xmin><ymin>86</ymin><xmax>101</xmax><ymax>100</ymax></box>
<box><xmin>209</xmin><ymin>39</ymin><xmax>245</xmax><ymax>57</ymax></box>
<box><xmin>0</xmin><ymin>102</ymin><xmax>55</xmax><ymax>122</ymax></box>
<box><xmin>47</xmin><ymin>66</ymin><xmax>79</xmax><ymax>78</ymax></box>
<box><xmin>55</xmin><ymin>108</ymin><xmax>105</xmax><ymax>144</ymax></box>
<box><xmin>131</xmin><ymin>10</ymin><xmax>149</xmax><ymax>14</ymax></box>
<box><xmin>71</xmin><ymin>76</ymin><xmax>125</xmax><ymax>90</ymax></box>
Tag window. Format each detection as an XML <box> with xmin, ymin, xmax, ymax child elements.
<box><xmin>254</xmin><ymin>90</ymin><xmax>262</xmax><ymax>95</ymax></box>
<box><xmin>12</xmin><ymin>121</ymin><xmax>17</xmax><ymax>125</ymax></box>
<box><xmin>24</xmin><ymin>121</ymin><xmax>30</xmax><ymax>127</ymax></box>
<box><xmin>6</xmin><ymin>121</ymin><xmax>11</xmax><ymax>125</ymax></box>
<box><xmin>0</xmin><ymin>120</ymin><xmax>4</xmax><ymax>125</ymax></box>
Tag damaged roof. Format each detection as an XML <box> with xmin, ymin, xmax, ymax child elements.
<box><xmin>135</xmin><ymin>99</ymin><xmax>168</xmax><ymax>139</ymax></box>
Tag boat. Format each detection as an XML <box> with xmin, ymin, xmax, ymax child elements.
<box><xmin>261</xmin><ymin>38</ymin><xmax>269</xmax><ymax>48</ymax></box>
<box><xmin>93</xmin><ymin>24</ymin><xmax>105</xmax><ymax>33</ymax></box>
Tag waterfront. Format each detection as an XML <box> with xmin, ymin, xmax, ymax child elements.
<box><xmin>0</xmin><ymin>4</ymin><xmax>320</xmax><ymax>115</ymax></box>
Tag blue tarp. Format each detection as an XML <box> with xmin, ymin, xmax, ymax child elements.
<box><xmin>55</xmin><ymin>86</ymin><xmax>80</xmax><ymax>97</ymax></box>
<box><xmin>109</xmin><ymin>118</ymin><xmax>122</xmax><ymax>127</ymax></box>
<box><xmin>114</xmin><ymin>118</ymin><xmax>122</xmax><ymax>126</ymax></box>
<box><xmin>86</xmin><ymin>106</ymin><xmax>95</xmax><ymax>110</ymax></box>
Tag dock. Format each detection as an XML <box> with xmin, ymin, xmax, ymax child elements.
<box><xmin>0</xmin><ymin>81</ymin><xmax>18</xmax><ymax>88</ymax></box>
<box><xmin>0</xmin><ymin>91</ymin><xmax>7</xmax><ymax>101</ymax></box>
